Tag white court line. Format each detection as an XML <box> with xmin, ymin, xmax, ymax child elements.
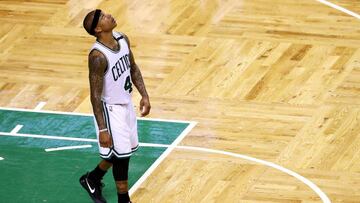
<box><xmin>177</xmin><ymin>146</ymin><xmax>331</xmax><ymax>203</ymax></box>
<box><xmin>45</xmin><ymin>145</ymin><xmax>92</xmax><ymax>152</ymax></box>
<box><xmin>0</xmin><ymin>157</ymin><xmax>4</xmax><ymax>161</ymax></box>
<box><xmin>132</xmin><ymin>143</ymin><xmax>331</xmax><ymax>203</ymax></box>
<box><xmin>0</xmin><ymin>132</ymin><xmax>98</xmax><ymax>142</ymax></box>
<box><xmin>0</xmin><ymin>131</ymin><xmax>330</xmax><ymax>202</ymax></box>
<box><xmin>316</xmin><ymin>0</ymin><xmax>360</xmax><ymax>20</ymax></box>
<box><xmin>34</xmin><ymin>102</ymin><xmax>47</xmax><ymax>111</ymax></box>
<box><xmin>10</xmin><ymin>125</ymin><xmax>23</xmax><ymax>134</ymax></box>
<box><xmin>129</xmin><ymin>121</ymin><xmax>197</xmax><ymax>196</ymax></box>
<box><xmin>0</xmin><ymin>106</ymin><xmax>192</xmax><ymax>124</ymax></box>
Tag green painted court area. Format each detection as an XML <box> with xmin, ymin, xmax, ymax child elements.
<box><xmin>0</xmin><ymin>109</ymin><xmax>190</xmax><ymax>203</ymax></box>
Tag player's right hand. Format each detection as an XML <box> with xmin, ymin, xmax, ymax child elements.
<box><xmin>99</xmin><ymin>131</ymin><xmax>112</xmax><ymax>148</ymax></box>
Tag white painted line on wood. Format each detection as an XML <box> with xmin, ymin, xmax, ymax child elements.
<box><xmin>316</xmin><ymin>0</ymin><xmax>360</xmax><ymax>20</ymax></box>
<box><xmin>34</xmin><ymin>102</ymin><xmax>47</xmax><ymax>111</ymax></box>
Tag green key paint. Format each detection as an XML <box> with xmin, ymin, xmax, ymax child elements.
<box><xmin>0</xmin><ymin>109</ymin><xmax>191</xmax><ymax>203</ymax></box>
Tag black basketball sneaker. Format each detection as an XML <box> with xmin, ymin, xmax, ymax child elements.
<box><xmin>79</xmin><ymin>172</ymin><xmax>107</xmax><ymax>203</ymax></box>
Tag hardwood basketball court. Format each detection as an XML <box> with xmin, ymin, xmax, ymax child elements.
<box><xmin>0</xmin><ymin>0</ymin><xmax>359</xmax><ymax>202</ymax></box>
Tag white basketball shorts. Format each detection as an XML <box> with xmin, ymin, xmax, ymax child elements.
<box><xmin>93</xmin><ymin>101</ymin><xmax>139</xmax><ymax>159</ymax></box>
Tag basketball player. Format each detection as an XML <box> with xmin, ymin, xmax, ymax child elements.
<box><xmin>80</xmin><ymin>9</ymin><xmax>151</xmax><ymax>203</ymax></box>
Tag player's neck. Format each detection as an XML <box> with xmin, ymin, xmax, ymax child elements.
<box><xmin>97</xmin><ymin>31</ymin><xmax>116</xmax><ymax>47</ymax></box>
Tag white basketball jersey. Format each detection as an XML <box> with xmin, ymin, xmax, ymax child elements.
<box><xmin>91</xmin><ymin>32</ymin><xmax>132</xmax><ymax>104</ymax></box>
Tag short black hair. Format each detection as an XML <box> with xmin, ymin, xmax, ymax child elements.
<box><xmin>83</xmin><ymin>10</ymin><xmax>97</xmax><ymax>36</ymax></box>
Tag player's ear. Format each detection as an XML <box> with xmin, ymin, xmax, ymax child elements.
<box><xmin>94</xmin><ymin>26</ymin><xmax>102</xmax><ymax>34</ymax></box>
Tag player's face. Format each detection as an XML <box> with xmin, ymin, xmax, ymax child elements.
<box><xmin>97</xmin><ymin>11</ymin><xmax>117</xmax><ymax>32</ymax></box>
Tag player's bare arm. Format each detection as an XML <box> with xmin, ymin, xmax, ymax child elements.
<box><xmin>89</xmin><ymin>50</ymin><xmax>112</xmax><ymax>147</ymax></box>
<box><xmin>123</xmin><ymin>34</ymin><xmax>151</xmax><ymax>116</ymax></box>
<box><xmin>129</xmin><ymin>51</ymin><xmax>151</xmax><ymax>116</ymax></box>
<box><xmin>129</xmin><ymin>50</ymin><xmax>148</xmax><ymax>96</ymax></box>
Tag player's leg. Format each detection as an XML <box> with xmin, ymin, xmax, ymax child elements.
<box><xmin>79</xmin><ymin>158</ymin><xmax>113</xmax><ymax>203</ymax></box>
<box><xmin>88</xmin><ymin>159</ymin><xmax>113</xmax><ymax>183</ymax></box>
<box><xmin>110</xmin><ymin>102</ymin><xmax>136</xmax><ymax>203</ymax></box>
<box><xmin>112</xmin><ymin>157</ymin><xmax>131</xmax><ymax>203</ymax></box>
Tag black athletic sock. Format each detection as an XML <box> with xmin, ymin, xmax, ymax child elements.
<box><xmin>117</xmin><ymin>192</ymin><xmax>130</xmax><ymax>203</ymax></box>
<box><xmin>88</xmin><ymin>165</ymin><xmax>107</xmax><ymax>182</ymax></box>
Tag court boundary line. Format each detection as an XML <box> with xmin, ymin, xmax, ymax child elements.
<box><xmin>316</xmin><ymin>0</ymin><xmax>360</xmax><ymax>20</ymax></box>
<box><xmin>0</xmin><ymin>106</ymin><xmax>192</xmax><ymax>124</ymax></box>
<box><xmin>0</xmin><ymin>131</ymin><xmax>330</xmax><ymax>202</ymax></box>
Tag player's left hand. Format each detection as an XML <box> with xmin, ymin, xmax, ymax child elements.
<box><xmin>140</xmin><ymin>96</ymin><xmax>151</xmax><ymax>117</ymax></box>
